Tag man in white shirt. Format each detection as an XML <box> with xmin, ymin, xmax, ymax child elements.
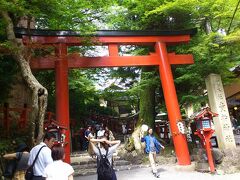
<box><xmin>28</xmin><ymin>132</ymin><xmax>56</xmax><ymax>180</ymax></box>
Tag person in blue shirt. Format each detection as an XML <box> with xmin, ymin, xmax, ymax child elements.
<box><xmin>84</xmin><ymin>126</ymin><xmax>92</xmax><ymax>151</ymax></box>
<box><xmin>141</xmin><ymin>128</ymin><xmax>164</xmax><ymax>178</ymax></box>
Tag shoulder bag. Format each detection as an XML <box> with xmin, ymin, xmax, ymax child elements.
<box><xmin>25</xmin><ymin>145</ymin><xmax>46</xmax><ymax>180</ymax></box>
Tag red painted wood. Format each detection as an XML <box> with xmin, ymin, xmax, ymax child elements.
<box><xmin>20</xmin><ymin>31</ymin><xmax>194</xmax><ymax>166</ymax></box>
<box><xmin>168</xmin><ymin>53</ymin><xmax>194</xmax><ymax>64</ymax></box>
<box><xmin>22</xmin><ymin>35</ymin><xmax>191</xmax><ymax>45</ymax></box>
<box><xmin>18</xmin><ymin>105</ymin><xmax>29</xmax><ymax>129</ymax></box>
<box><xmin>55</xmin><ymin>44</ymin><xmax>71</xmax><ymax>163</ymax></box>
<box><xmin>3</xmin><ymin>104</ymin><xmax>10</xmax><ymax>136</ymax></box>
<box><xmin>0</xmin><ymin>104</ymin><xmax>30</xmax><ymax>134</ymax></box>
<box><xmin>203</xmin><ymin>131</ymin><xmax>215</xmax><ymax>172</ymax></box>
<box><xmin>195</xmin><ymin>130</ymin><xmax>215</xmax><ymax>172</ymax></box>
<box><xmin>30</xmin><ymin>54</ymin><xmax>193</xmax><ymax>69</ymax></box>
<box><xmin>108</xmin><ymin>44</ymin><xmax>119</xmax><ymax>56</ymax></box>
<box><xmin>155</xmin><ymin>42</ymin><xmax>191</xmax><ymax>165</ymax></box>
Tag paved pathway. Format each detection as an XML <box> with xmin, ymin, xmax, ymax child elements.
<box><xmin>74</xmin><ymin>135</ymin><xmax>240</xmax><ymax>180</ymax></box>
<box><xmin>75</xmin><ymin>165</ymin><xmax>240</xmax><ymax>180</ymax></box>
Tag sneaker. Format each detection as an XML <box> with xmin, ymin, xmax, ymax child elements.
<box><xmin>155</xmin><ymin>173</ymin><xmax>160</xmax><ymax>178</ymax></box>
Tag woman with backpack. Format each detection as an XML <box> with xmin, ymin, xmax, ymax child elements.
<box><xmin>90</xmin><ymin>137</ymin><xmax>121</xmax><ymax>180</ymax></box>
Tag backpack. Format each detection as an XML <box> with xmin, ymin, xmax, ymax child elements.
<box><xmin>3</xmin><ymin>159</ymin><xmax>17</xmax><ymax>178</ymax></box>
<box><xmin>3</xmin><ymin>152</ymin><xmax>23</xmax><ymax>178</ymax></box>
<box><xmin>97</xmin><ymin>147</ymin><xmax>113</xmax><ymax>180</ymax></box>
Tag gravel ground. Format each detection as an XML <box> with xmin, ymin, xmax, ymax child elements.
<box><xmin>75</xmin><ymin>135</ymin><xmax>240</xmax><ymax>180</ymax></box>
<box><xmin>75</xmin><ymin>165</ymin><xmax>240</xmax><ymax>180</ymax></box>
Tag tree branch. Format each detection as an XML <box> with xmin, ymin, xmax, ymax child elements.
<box><xmin>227</xmin><ymin>0</ymin><xmax>240</xmax><ymax>34</ymax></box>
<box><xmin>1</xmin><ymin>10</ymin><xmax>48</xmax><ymax>145</ymax></box>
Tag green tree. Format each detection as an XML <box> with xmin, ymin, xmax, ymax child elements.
<box><xmin>0</xmin><ymin>55</ymin><xmax>18</xmax><ymax>103</ymax></box>
<box><xmin>105</xmin><ymin>0</ymin><xmax>240</xmax><ymax>151</ymax></box>
<box><xmin>114</xmin><ymin>0</ymin><xmax>240</xmax><ymax>108</ymax></box>
<box><xmin>0</xmin><ymin>0</ymin><xmax>114</xmax><ymax>144</ymax></box>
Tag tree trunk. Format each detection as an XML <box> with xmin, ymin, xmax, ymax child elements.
<box><xmin>204</xmin><ymin>18</ymin><xmax>212</xmax><ymax>35</ymax></box>
<box><xmin>130</xmin><ymin>67</ymin><xmax>157</xmax><ymax>152</ymax></box>
<box><xmin>131</xmin><ymin>125</ymin><xmax>142</xmax><ymax>153</ymax></box>
<box><xmin>1</xmin><ymin>11</ymin><xmax>48</xmax><ymax>145</ymax></box>
<box><xmin>138</xmin><ymin>67</ymin><xmax>156</xmax><ymax>128</ymax></box>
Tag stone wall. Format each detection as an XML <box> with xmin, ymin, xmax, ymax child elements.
<box><xmin>8</xmin><ymin>74</ymin><xmax>32</xmax><ymax>108</ymax></box>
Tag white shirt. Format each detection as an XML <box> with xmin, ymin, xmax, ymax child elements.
<box><xmin>43</xmin><ymin>160</ymin><xmax>74</xmax><ymax>180</ymax></box>
<box><xmin>97</xmin><ymin>130</ymin><xmax>105</xmax><ymax>137</ymax></box>
<box><xmin>28</xmin><ymin>142</ymin><xmax>53</xmax><ymax>176</ymax></box>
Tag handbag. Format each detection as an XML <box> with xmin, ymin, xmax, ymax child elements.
<box><xmin>25</xmin><ymin>145</ymin><xmax>46</xmax><ymax>180</ymax></box>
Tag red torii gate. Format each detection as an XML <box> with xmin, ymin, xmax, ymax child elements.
<box><xmin>15</xmin><ymin>28</ymin><xmax>197</xmax><ymax>165</ymax></box>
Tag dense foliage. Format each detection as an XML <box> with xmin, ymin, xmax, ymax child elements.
<box><xmin>105</xmin><ymin>0</ymin><xmax>240</xmax><ymax>112</ymax></box>
<box><xmin>0</xmin><ymin>0</ymin><xmax>239</xmax><ymax>142</ymax></box>
<box><xmin>0</xmin><ymin>0</ymin><xmax>117</xmax><ymax>126</ymax></box>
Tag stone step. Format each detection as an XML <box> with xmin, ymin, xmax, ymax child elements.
<box><xmin>72</xmin><ymin>159</ymin><xmax>131</xmax><ymax>169</ymax></box>
<box><xmin>73</xmin><ymin>163</ymin><xmax>96</xmax><ymax>169</ymax></box>
<box><xmin>71</xmin><ymin>156</ymin><xmax>96</xmax><ymax>165</ymax></box>
<box><xmin>71</xmin><ymin>151</ymin><xmax>134</xmax><ymax>177</ymax></box>
<box><xmin>71</xmin><ymin>151</ymin><xmax>91</xmax><ymax>157</ymax></box>
<box><xmin>114</xmin><ymin>160</ymin><xmax>132</xmax><ymax>166</ymax></box>
<box><xmin>73</xmin><ymin>164</ymin><xmax>148</xmax><ymax>177</ymax></box>
<box><xmin>71</xmin><ymin>155</ymin><xmax>121</xmax><ymax>165</ymax></box>
<box><xmin>71</xmin><ymin>151</ymin><xmax>119</xmax><ymax>157</ymax></box>
<box><xmin>114</xmin><ymin>164</ymin><xmax>148</xmax><ymax>171</ymax></box>
<box><xmin>71</xmin><ymin>149</ymin><xmax>121</xmax><ymax>156</ymax></box>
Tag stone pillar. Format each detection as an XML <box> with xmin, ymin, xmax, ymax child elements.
<box><xmin>205</xmin><ymin>74</ymin><xmax>236</xmax><ymax>150</ymax></box>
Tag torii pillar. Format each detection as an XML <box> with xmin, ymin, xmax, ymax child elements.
<box><xmin>55</xmin><ymin>43</ymin><xmax>71</xmax><ymax>163</ymax></box>
<box><xmin>156</xmin><ymin>42</ymin><xmax>191</xmax><ymax>165</ymax></box>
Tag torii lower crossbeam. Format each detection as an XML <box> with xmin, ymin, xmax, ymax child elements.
<box><xmin>30</xmin><ymin>53</ymin><xmax>193</xmax><ymax>69</ymax></box>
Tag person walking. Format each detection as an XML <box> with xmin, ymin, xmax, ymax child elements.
<box><xmin>43</xmin><ymin>145</ymin><xmax>74</xmax><ymax>180</ymax></box>
<box><xmin>3</xmin><ymin>143</ymin><xmax>30</xmax><ymax>180</ymax></box>
<box><xmin>90</xmin><ymin>137</ymin><xmax>121</xmax><ymax>180</ymax></box>
<box><xmin>28</xmin><ymin>132</ymin><xmax>56</xmax><ymax>180</ymax></box>
<box><xmin>141</xmin><ymin>128</ymin><xmax>164</xmax><ymax>178</ymax></box>
<box><xmin>84</xmin><ymin>126</ymin><xmax>92</xmax><ymax>151</ymax></box>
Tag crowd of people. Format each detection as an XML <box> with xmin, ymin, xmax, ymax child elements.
<box><xmin>80</xmin><ymin>125</ymin><xmax>115</xmax><ymax>150</ymax></box>
<box><xmin>74</xmin><ymin>123</ymin><xmax>132</xmax><ymax>152</ymax></box>
<box><xmin>3</xmin><ymin>124</ymin><xmax>165</xmax><ymax>180</ymax></box>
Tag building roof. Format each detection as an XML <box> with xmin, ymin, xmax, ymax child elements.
<box><xmin>14</xmin><ymin>27</ymin><xmax>197</xmax><ymax>38</ymax></box>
